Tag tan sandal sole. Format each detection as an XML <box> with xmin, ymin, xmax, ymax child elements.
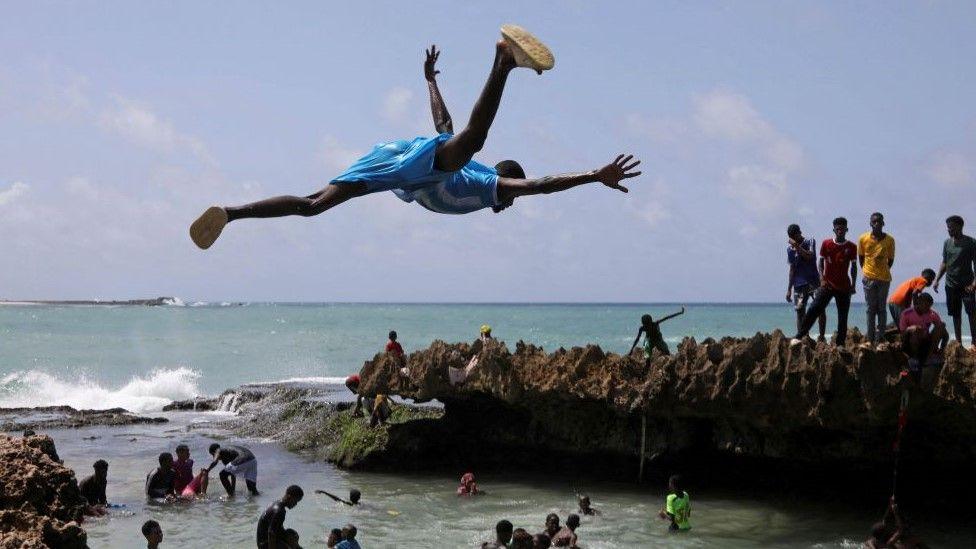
<box><xmin>500</xmin><ymin>24</ymin><xmax>554</xmax><ymax>73</ymax></box>
<box><xmin>189</xmin><ymin>206</ymin><xmax>227</xmax><ymax>249</ymax></box>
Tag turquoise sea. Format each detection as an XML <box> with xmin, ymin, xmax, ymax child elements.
<box><xmin>2</xmin><ymin>302</ymin><xmax>972</xmax><ymax>548</ymax></box>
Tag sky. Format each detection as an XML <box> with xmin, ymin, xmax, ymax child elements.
<box><xmin>2</xmin><ymin>1</ymin><xmax>975</xmax><ymax>302</ymax></box>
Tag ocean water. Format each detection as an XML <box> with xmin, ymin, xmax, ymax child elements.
<box><xmin>2</xmin><ymin>303</ymin><xmax>974</xmax><ymax>548</ymax></box>
<box><xmin>5</xmin><ymin>301</ymin><xmax>966</xmax><ymax>411</ymax></box>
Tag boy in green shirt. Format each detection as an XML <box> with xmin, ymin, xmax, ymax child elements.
<box><xmin>658</xmin><ymin>474</ymin><xmax>691</xmax><ymax>531</ymax></box>
<box><xmin>934</xmin><ymin>215</ymin><xmax>976</xmax><ymax>347</ymax></box>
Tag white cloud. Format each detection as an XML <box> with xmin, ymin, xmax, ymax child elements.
<box><xmin>692</xmin><ymin>90</ymin><xmax>804</xmax><ymax>214</ymax></box>
<box><xmin>0</xmin><ymin>181</ymin><xmax>29</xmax><ymax>206</ymax></box>
<box><xmin>99</xmin><ymin>96</ymin><xmax>216</xmax><ymax>165</ymax></box>
<box><xmin>318</xmin><ymin>135</ymin><xmax>364</xmax><ymax>173</ymax></box>
<box><xmin>925</xmin><ymin>151</ymin><xmax>974</xmax><ymax>187</ymax></box>
<box><xmin>383</xmin><ymin>86</ymin><xmax>414</xmax><ymax>124</ymax></box>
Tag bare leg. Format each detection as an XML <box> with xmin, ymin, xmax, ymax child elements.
<box><xmin>219</xmin><ymin>470</ymin><xmax>234</xmax><ymax>496</ymax></box>
<box><xmin>225</xmin><ymin>182</ymin><xmax>369</xmax><ymax>222</ymax></box>
<box><xmin>434</xmin><ymin>41</ymin><xmax>517</xmax><ymax>172</ymax></box>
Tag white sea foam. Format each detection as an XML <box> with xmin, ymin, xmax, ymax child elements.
<box><xmin>0</xmin><ymin>367</ymin><xmax>202</xmax><ymax>413</ymax></box>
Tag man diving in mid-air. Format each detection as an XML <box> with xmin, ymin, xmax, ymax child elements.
<box><xmin>190</xmin><ymin>25</ymin><xmax>642</xmax><ymax>249</ymax></box>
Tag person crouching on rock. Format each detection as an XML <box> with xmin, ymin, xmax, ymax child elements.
<box><xmin>206</xmin><ymin>442</ymin><xmax>259</xmax><ymax>496</ymax></box>
<box><xmin>457</xmin><ymin>472</ymin><xmax>482</xmax><ymax>496</ymax></box>
<box><xmin>899</xmin><ymin>292</ymin><xmax>949</xmax><ymax>379</ymax></box>
<box><xmin>142</xmin><ymin>519</ymin><xmax>163</xmax><ymax>548</ymax></box>
<box><xmin>345</xmin><ymin>374</ymin><xmax>365</xmax><ymax>417</ymax></box>
<box><xmin>145</xmin><ymin>452</ymin><xmax>176</xmax><ymax>500</ymax></box>
<box><xmin>629</xmin><ymin>308</ymin><xmax>685</xmax><ymax>363</ymax></box>
<box><xmin>80</xmin><ymin>459</ymin><xmax>109</xmax><ymax>515</ymax></box>
<box><xmin>369</xmin><ymin>394</ymin><xmax>392</xmax><ymax>427</ymax></box>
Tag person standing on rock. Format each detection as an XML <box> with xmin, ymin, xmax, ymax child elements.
<box><xmin>206</xmin><ymin>443</ymin><xmax>259</xmax><ymax>496</ymax></box>
<box><xmin>933</xmin><ymin>215</ymin><xmax>976</xmax><ymax>347</ymax></box>
<box><xmin>256</xmin><ymin>485</ymin><xmax>303</xmax><ymax>549</ymax></box>
<box><xmin>386</xmin><ymin>330</ymin><xmax>408</xmax><ymax>375</ymax></box>
<box><xmin>786</xmin><ymin>224</ymin><xmax>826</xmax><ymax>341</ymax></box>
<box><xmin>859</xmin><ymin>212</ymin><xmax>896</xmax><ymax>345</ymax></box>
<box><xmin>629</xmin><ymin>308</ymin><xmax>684</xmax><ymax>361</ymax></box>
<box><xmin>792</xmin><ymin>217</ymin><xmax>858</xmax><ymax>347</ymax></box>
<box><xmin>189</xmin><ymin>28</ymin><xmax>642</xmax><ymax>251</ymax></box>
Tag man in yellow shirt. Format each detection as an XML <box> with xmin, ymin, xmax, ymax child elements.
<box><xmin>858</xmin><ymin>212</ymin><xmax>896</xmax><ymax>344</ymax></box>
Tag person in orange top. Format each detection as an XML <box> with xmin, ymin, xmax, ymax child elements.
<box><xmin>888</xmin><ymin>269</ymin><xmax>935</xmax><ymax>330</ymax></box>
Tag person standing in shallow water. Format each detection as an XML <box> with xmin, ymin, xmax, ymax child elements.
<box><xmin>658</xmin><ymin>474</ymin><xmax>691</xmax><ymax>532</ymax></box>
<box><xmin>79</xmin><ymin>459</ymin><xmax>108</xmax><ymax>514</ymax></box>
<box><xmin>786</xmin><ymin>224</ymin><xmax>826</xmax><ymax>341</ymax></box>
<box><xmin>859</xmin><ymin>212</ymin><xmax>896</xmax><ymax>345</ymax></box>
<box><xmin>256</xmin><ymin>485</ymin><xmax>303</xmax><ymax>549</ymax></box>
<box><xmin>629</xmin><ymin>308</ymin><xmax>684</xmax><ymax>361</ymax></box>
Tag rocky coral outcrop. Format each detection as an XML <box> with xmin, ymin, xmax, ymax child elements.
<box><xmin>0</xmin><ymin>435</ymin><xmax>88</xmax><ymax>548</ymax></box>
<box><xmin>356</xmin><ymin>332</ymin><xmax>976</xmax><ymax>490</ymax></box>
<box><xmin>0</xmin><ymin>406</ymin><xmax>167</xmax><ymax>432</ymax></box>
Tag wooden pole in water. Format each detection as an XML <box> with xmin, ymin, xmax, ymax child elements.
<box><xmin>639</xmin><ymin>411</ymin><xmax>647</xmax><ymax>484</ymax></box>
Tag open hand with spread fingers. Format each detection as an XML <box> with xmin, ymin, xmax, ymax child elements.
<box><xmin>597</xmin><ymin>154</ymin><xmax>642</xmax><ymax>192</ymax></box>
<box><xmin>424</xmin><ymin>45</ymin><xmax>441</xmax><ymax>81</ymax></box>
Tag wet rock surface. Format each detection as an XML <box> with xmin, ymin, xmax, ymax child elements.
<box><xmin>353</xmin><ymin>332</ymin><xmax>976</xmax><ymax>498</ymax></box>
<box><xmin>0</xmin><ymin>406</ymin><xmax>167</xmax><ymax>432</ymax></box>
<box><xmin>0</xmin><ymin>435</ymin><xmax>88</xmax><ymax>548</ymax></box>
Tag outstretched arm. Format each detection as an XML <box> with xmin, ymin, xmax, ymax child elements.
<box><xmin>629</xmin><ymin>327</ymin><xmax>645</xmax><ymax>354</ymax></box>
<box><xmin>496</xmin><ymin>154</ymin><xmax>642</xmax><ymax>207</ymax></box>
<box><xmin>315</xmin><ymin>489</ymin><xmax>352</xmax><ymax>505</ymax></box>
<box><xmin>657</xmin><ymin>307</ymin><xmax>685</xmax><ymax>324</ymax></box>
<box><xmin>424</xmin><ymin>45</ymin><xmax>453</xmax><ymax>134</ymax></box>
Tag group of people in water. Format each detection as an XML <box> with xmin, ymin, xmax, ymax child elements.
<box><xmin>786</xmin><ymin>214</ymin><xmax>976</xmax><ymax>364</ymax></box>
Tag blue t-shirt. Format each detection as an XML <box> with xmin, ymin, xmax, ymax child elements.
<box><xmin>405</xmin><ymin>159</ymin><xmax>498</xmax><ymax>214</ymax></box>
<box><xmin>788</xmin><ymin>238</ymin><xmax>820</xmax><ymax>288</ymax></box>
<box><xmin>336</xmin><ymin>540</ymin><xmax>361</xmax><ymax>549</ymax></box>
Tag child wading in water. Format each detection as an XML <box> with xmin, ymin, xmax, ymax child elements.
<box><xmin>629</xmin><ymin>308</ymin><xmax>685</xmax><ymax>362</ymax></box>
<box><xmin>658</xmin><ymin>474</ymin><xmax>691</xmax><ymax>532</ymax></box>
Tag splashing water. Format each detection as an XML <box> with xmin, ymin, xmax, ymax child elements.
<box><xmin>0</xmin><ymin>367</ymin><xmax>202</xmax><ymax>412</ymax></box>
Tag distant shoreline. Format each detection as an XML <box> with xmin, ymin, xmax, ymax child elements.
<box><xmin>0</xmin><ymin>297</ymin><xmax>175</xmax><ymax>306</ymax></box>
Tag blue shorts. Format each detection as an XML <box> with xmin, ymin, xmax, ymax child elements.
<box><xmin>331</xmin><ymin>134</ymin><xmax>499</xmax><ymax>215</ymax></box>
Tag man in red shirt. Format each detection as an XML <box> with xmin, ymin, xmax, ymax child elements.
<box><xmin>792</xmin><ymin>217</ymin><xmax>858</xmax><ymax>346</ymax></box>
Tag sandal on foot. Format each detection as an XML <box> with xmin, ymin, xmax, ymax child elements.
<box><xmin>190</xmin><ymin>206</ymin><xmax>228</xmax><ymax>249</ymax></box>
<box><xmin>500</xmin><ymin>24</ymin><xmax>555</xmax><ymax>73</ymax></box>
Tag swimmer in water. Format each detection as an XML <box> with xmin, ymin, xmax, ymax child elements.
<box><xmin>172</xmin><ymin>444</ymin><xmax>194</xmax><ymax>495</ymax></box>
<box><xmin>577</xmin><ymin>494</ymin><xmax>600</xmax><ymax>516</ymax></box>
<box><xmin>326</xmin><ymin>528</ymin><xmax>343</xmax><ymax>548</ymax></box>
<box><xmin>315</xmin><ymin>488</ymin><xmax>361</xmax><ymax>506</ymax></box>
<box><xmin>481</xmin><ymin>519</ymin><xmax>514</xmax><ymax>549</ymax></box>
<box><xmin>551</xmin><ymin>513</ymin><xmax>580</xmax><ymax>547</ymax></box>
<box><xmin>145</xmin><ymin>452</ymin><xmax>176</xmax><ymax>500</ymax></box>
<box><xmin>142</xmin><ymin>520</ymin><xmax>163</xmax><ymax>549</ymax></box>
<box><xmin>657</xmin><ymin>474</ymin><xmax>691</xmax><ymax>532</ymax></box>
<box><xmin>189</xmin><ymin>29</ymin><xmax>641</xmax><ymax>251</ymax></box>
<box><xmin>206</xmin><ymin>442</ymin><xmax>259</xmax><ymax>496</ymax></box>
<box><xmin>79</xmin><ymin>459</ymin><xmax>109</xmax><ymax>515</ymax></box>
<box><xmin>457</xmin><ymin>472</ymin><xmax>482</xmax><ymax>496</ymax></box>
<box><xmin>284</xmin><ymin>528</ymin><xmax>303</xmax><ymax>549</ymax></box>
<box><xmin>335</xmin><ymin>524</ymin><xmax>361</xmax><ymax>549</ymax></box>
<box><xmin>256</xmin><ymin>485</ymin><xmax>303</xmax><ymax>549</ymax></box>
<box><xmin>541</xmin><ymin>513</ymin><xmax>561</xmax><ymax>539</ymax></box>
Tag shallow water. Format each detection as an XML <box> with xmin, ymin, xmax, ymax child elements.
<box><xmin>42</xmin><ymin>414</ymin><xmax>972</xmax><ymax>548</ymax></box>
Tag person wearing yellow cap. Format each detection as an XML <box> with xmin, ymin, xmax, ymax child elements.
<box><xmin>480</xmin><ymin>325</ymin><xmax>493</xmax><ymax>343</ymax></box>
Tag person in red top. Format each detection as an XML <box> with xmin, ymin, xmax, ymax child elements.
<box><xmin>899</xmin><ymin>292</ymin><xmax>948</xmax><ymax>373</ymax></box>
<box><xmin>386</xmin><ymin>330</ymin><xmax>407</xmax><ymax>375</ymax></box>
<box><xmin>888</xmin><ymin>269</ymin><xmax>935</xmax><ymax>330</ymax></box>
<box><xmin>792</xmin><ymin>217</ymin><xmax>858</xmax><ymax>346</ymax></box>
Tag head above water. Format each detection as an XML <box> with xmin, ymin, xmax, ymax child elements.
<box><xmin>388</xmin><ymin>330</ymin><xmax>397</xmax><ymax>341</ymax></box>
<box><xmin>510</xmin><ymin>528</ymin><xmax>533</xmax><ymax>549</ymax></box>
<box><xmin>141</xmin><ymin>519</ymin><xmax>162</xmax><ymax>543</ymax></box>
<box><xmin>494</xmin><ymin>159</ymin><xmax>525</xmax><ymax>179</ymax></box>
<box><xmin>566</xmin><ymin>513</ymin><xmax>580</xmax><ymax>530</ymax></box>
<box><xmin>327</xmin><ymin>528</ymin><xmax>343</xmax><ymax>545</ymax></box>
<box><xmin>284</xmin><ymin>484</ymin><xmax>304</xmax><ymax>507</ymax></box>
<box><xmin>578</xmin><ymin>495</ymin><xmax>591</xmax><ymax>508</ymax></box>
<box><xmin>668</xmin><ymin>474</ymin><xmax>684</xmax><ymax>493</ymax></box>
<box><xmin>545</xmin><ymin>513</ymin><xmax>560</xmax><ymax>533</ymax></box>
<box><xmin>349</xmin><ymin>489</ymin><xmax>361</xmax><ymax>503</ymax></box>
<box><xmin>946</xmin><ymin>215</ymin><xmax>965</xmax><ymax>237</ymax></box>
<box><xmin>496</xmin><ymin>519</ymin><xmax>514</xmax><ymax>543</ymax></box>
<box><xmin>158</xmin><ymin>452</ymin><xmax>173</xmax><ymax>469</ymax></box>
<box><xmin>342</xmin><ymin>523</ymin><xmax>358</xmax><ymax>540</ymax></box>
<box><xmin>787</xmin><ymin>223</ymin><xmax>802</xmax><ymax>239</ymax></box>
<box><xmin>532</xmin><ymin>533</ymin><xmax>551</xmax><ymax>548</ymax></box>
